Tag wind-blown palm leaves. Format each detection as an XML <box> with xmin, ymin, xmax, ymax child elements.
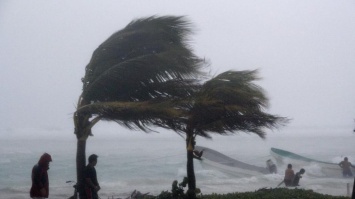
<box><xmin>81</xmin><ymin>16</ymin><xmax>203</xmax><ymax>103</ymax></box>
<box><xmin>73</xmin><ymin>15</ymin><xmax>287</xmax><ymax>199</ymax></box>
<box><xmin>183</xmin><ymin>70</ymin><xmax>288</xmax><ymax>197</ymax></box>
<box><xmin>75</xmin><ymin>15</ymin><xmax>206</xmax><ymax>136</ymax></box>
<box><xmin>190</xmin><ymin>70</ymin><xmax>284</xmax><ymax>138</ymax></box>
<box><xmin>73</xmin><ymin>16</ymin><xmax>206</xmax><ymax>198</ymax></box>
<box><xmin>77</xmin><ymin>100</ymin><xmax>187</xmax><ymax>132</ymax></box>
<box><xmin>75</xmin><ymin>16</ymin><xmax>205</xmax><ymax>136</ymax></box>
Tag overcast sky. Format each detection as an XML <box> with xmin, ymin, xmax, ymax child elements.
<box><xmin>1</xmin><ymin>0</ymin><xmax>354</xmax><ymax>138</ymax></box>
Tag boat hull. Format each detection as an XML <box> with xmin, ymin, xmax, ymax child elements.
<box><xmin>270</xmin><ymin>147</ymin><xmax>354</xmax><ymax>178</ymax></box>
<box><xmin>195</xmin><ymin>146</ymin><xmax>271</xmax><ymax>176</ymax></box>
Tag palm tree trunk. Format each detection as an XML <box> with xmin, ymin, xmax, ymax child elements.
<box><xmin>76</xmin><ymin>138</ymin><xmax>87</xmax><ymax>199</ymax></box>
<box><xmin>186</xmin><ymin>149</ymin><xmax>196</xmax><ymax>198</ymax></box>
<box><xmin>186</xmin><ymin>134</ymin><xmax>196</xmax><ymax>199</ymax></box>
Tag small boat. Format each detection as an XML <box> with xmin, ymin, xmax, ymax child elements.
<box><xmin>270</xmin><ymin>147</ymin><xmax>353</xmax><ymax>177</ymax></box>
<box><xmin>195</xmin><ymin>146</ymin><xmax>275</xmax><ymax>176</ymax></box>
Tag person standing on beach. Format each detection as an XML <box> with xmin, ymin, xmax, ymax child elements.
<box><xmin>284</xmin><ymin>164</ymin><xmax>295</xmax><ymax>186</ymax></box>
<box><xmin>30</xmin><ymin>153</ymin><xmax>52</xmax><ymax>199</ymax></box>
<box><xmin>339</xmin><ymin>157</ymin><xmax>355</xmax><ymax>177</ymax></box>
<box><xmin>84</xmin><ymin>154</ymin><xmax>100</xmax><ymax>199</ymax></box>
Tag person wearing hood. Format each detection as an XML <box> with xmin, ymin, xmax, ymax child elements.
<box><xmin>30</xmin><ymin>153</ymin><xmax>52</xmax><ymax>199</ymax></box>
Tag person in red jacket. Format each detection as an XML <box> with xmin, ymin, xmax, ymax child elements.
<box><xmin>30</xmin><ymin>153</ymin><xmax>52</xmax><ymax>199</ymax></box>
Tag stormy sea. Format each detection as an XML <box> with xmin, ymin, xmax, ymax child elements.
<box><xmin>0</xmin><ymin>128</ymin><xmax>353</xmax><ymax>199</ymax></box>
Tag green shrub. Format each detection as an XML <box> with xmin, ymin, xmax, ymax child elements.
<box><xmin>202</xmin><ymin>188</ymin><xmax>349</xmax><ymax>199</ymax></box>
<box><xmin>156</xmin><ymin>187</ymin><xmax>349</xmax><ymax>199</ymax></box>
<box><xmin>156</xmin><ymin>177</ymin><xmax>203</xmax><ymax>199</ymax></box>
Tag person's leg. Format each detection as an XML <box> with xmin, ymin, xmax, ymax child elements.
<box><xmin>344</xmin><ymin>170</ymin><xmax>353</xmax><ymax>177</ymax></box>
<box><xmin>343</xmin><ymin>170</ymin><xmax>347</xmax><ymax>177</ymax></box>
<box><xmin>93</xmin><ymin>191</ymin><xmax>99</xmax><ymax>199</ymax></box>
<box><xmin>85</xmin><ymin>187</ymin><xmax>93</xmax><ymax>199</ymax></box>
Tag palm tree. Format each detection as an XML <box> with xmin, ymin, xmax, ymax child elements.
<box><xmin>73</xmin><ymin>16</ymin><xmax>205</xmax><ymax>198</ymax></box>
<box><xmin>182</xmin><ymin>70</ymin><xmax>288</xmax><ymax>197</ymax></box>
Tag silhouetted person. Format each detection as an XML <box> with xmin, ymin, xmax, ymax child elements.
<box><xmin>292</xmin><ymin>168</ymin><xmax>305</xmax><ymax>186</ymax></box>
<box><xmin>30</xmin><ymin>153</ymin><xmax>52</xmax><ymax>199</ymax></box>
<box><xmin>284</xmin><ymin>164</ymin><xmax>295</xmax><ymax>187</ymax></box>
<box><xmin>339</xmin><ymin>157</ymin><xmax>355</xmax><ymax>177</ymax></box>
<box><xmin>266</xmin><ymin>159</ymin><xmax>277</xmax><ymax>174</ymax></box>
<box><xmin>84</xmin><ymin>154</ymin><xmax>100</xmax><ymax>199</ymax></box>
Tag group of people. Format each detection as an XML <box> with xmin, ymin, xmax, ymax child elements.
<box><xmin>282</xmin><ymin>164</ymin><xmax>306</xmax><ymax>187</ymax></box>
<box><xmin>281</xmin><ymin>156</ymin><xmax>355</xmax><ymax>188</ymax></box>
<box><xmin>30</xmin><ymin>153</ymin><xmax>100</xmax><ymax>199</ymax></box>
<box><xmin>30</xmin><ymin>151</ymin><xmax>354</xmax><ymax>198</ymax></box>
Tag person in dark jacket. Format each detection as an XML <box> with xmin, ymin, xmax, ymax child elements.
<box><xmin>84</xmin><ymin>154</ymin><xmax>100</xmax><ymax>199</ymax></box>
<box><xmin>30</xmin><ymin>153</ymin><xmax>52</xmax><ymax>199</ymax></box>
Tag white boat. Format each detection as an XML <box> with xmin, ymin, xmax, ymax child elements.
<box><xmin>270</xmin><ymin>147</ymin><xmax>354</xmax><ymax>177</ymax></box>
<box><xmin>194</xmin><ymin>146</ymin><xmax>275</xmax><ymax>176</ymax></box>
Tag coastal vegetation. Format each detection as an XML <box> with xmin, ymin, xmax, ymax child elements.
<box><xmin>73</xmin><ymin>16</ymin><xmax>206</xmax><ymax>198</ymax></box>
<box><xmin>73</xmin><ymin>15</ymin><xmax>287</xmax><ymax>198</ymax></box>
<box><xmin>156</xmin><ymin>188</ymin><xmax>350</xmax><ymax>199</ymax></box>
<box><xmin>151</xmin><ymin>179</ymin><xmax>351</xmax><ymax>199</ymax></box>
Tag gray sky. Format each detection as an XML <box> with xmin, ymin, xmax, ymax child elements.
<box><xmin>1</xmin><ymin>0</ymin><xmax>355</xmax><ymax>138</ymax></box>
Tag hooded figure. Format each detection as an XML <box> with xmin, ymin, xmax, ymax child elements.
<box><xmin>30</xmin><ymin>153</ymin><xmax>52</xmax><ymax>198</ymax></box>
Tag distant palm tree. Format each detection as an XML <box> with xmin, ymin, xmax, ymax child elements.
<box><xmin>182</xmin><ymin>70</ymin><xmax>288</xmax><ymax>197</ymax></box>
<box><xmin>73</xmin><ymin>16</ymin><xmax>205</xmax><ymax>198</ymax></box>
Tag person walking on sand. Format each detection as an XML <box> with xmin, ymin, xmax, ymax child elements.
<box><xmin>284</xmin><ymin>164</ymin><xmax>295</xmax><ymax>187</ymax></box>
<box><xmin>339</xmin><ymin>157</ymin><xmax>355</xmax><ymax>177</ymax></box>
<box><xmin>30</xmin><ymin>153</ymin><xmax>52</xmax><ymax>199</ymax></box>
<box><xmin>84</xmin><ymin>154</ymin><xmax>100</xmax><ymax>199</ymax></box>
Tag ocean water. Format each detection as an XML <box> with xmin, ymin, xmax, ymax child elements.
<box><xmin>0</xmin><ymin>130</ymin><xmax>354</xmax><ymax>199</ymax></box>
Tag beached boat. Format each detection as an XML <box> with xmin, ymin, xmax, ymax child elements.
<box><xmin>194</xmin><ymin>146</ymin><xmax>275</xmax><ymax>176</ymax></box>
<box><xmin>270</xmin><ymin>147</ymin><xmax>353</xmax><ymax>177</ymax></box>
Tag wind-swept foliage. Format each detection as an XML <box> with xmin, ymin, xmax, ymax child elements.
<box><xmin>190</xmin><ymin>70</ymin><xmax>286</xmax><ymax>138</ymax></box>
<box><xmin>81</xmin><ymin>16</ymin><xmax>204</xmax><ymax>103</ymax></box>
<box><xmin>73</xmin><ymin>15</ymin><xmax>287</xmax><ymax>199</ymax></box>
<box><xmin>76</xmin><ymin>100</ymin><xmax>186</xmax><ymax>132</ymax></box>
<box><xmin>183</xmin><ymin>70</ymin><xmax>288</xmax><ymax>197</ymax></box>
<box><xmin>73</xmin><ymin>16</ymin><xmax>206</xmax><ymax>199</ymax></box>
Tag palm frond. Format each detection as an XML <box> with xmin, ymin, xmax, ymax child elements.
<box><xmin>76</xmin><ymin>100</ymin><xmax>187</xmax><ymax>132</ymax></box>
<box><xmin>189</xmin><ymin>70</ymin><xmax>288</xmax><ymax>138</ymax></box>
<box><xmin>81</xmin><ymin>16</ymin><xmax>206</xmax><ymax>102</ymax></box>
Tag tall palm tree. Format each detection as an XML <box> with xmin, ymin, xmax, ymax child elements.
<box><xmin>73</xmin><ymin>16</ymin><xmax>205</xmax><ymax>198</ymax></box>
<box><xmin>182</xmin><ymin>70</ymin><xmax>288</xmax><ymax>197</ymax></box>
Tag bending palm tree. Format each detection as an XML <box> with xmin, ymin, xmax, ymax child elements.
<box><xmin>73</xmin><ymin>16</ymin><xmax>205</xmax><ymax>198</ymax></box>
<box><xmin>183</xmin><ymin>70</ymin><xmax>288</xmax><ymax>198</ymax></box>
